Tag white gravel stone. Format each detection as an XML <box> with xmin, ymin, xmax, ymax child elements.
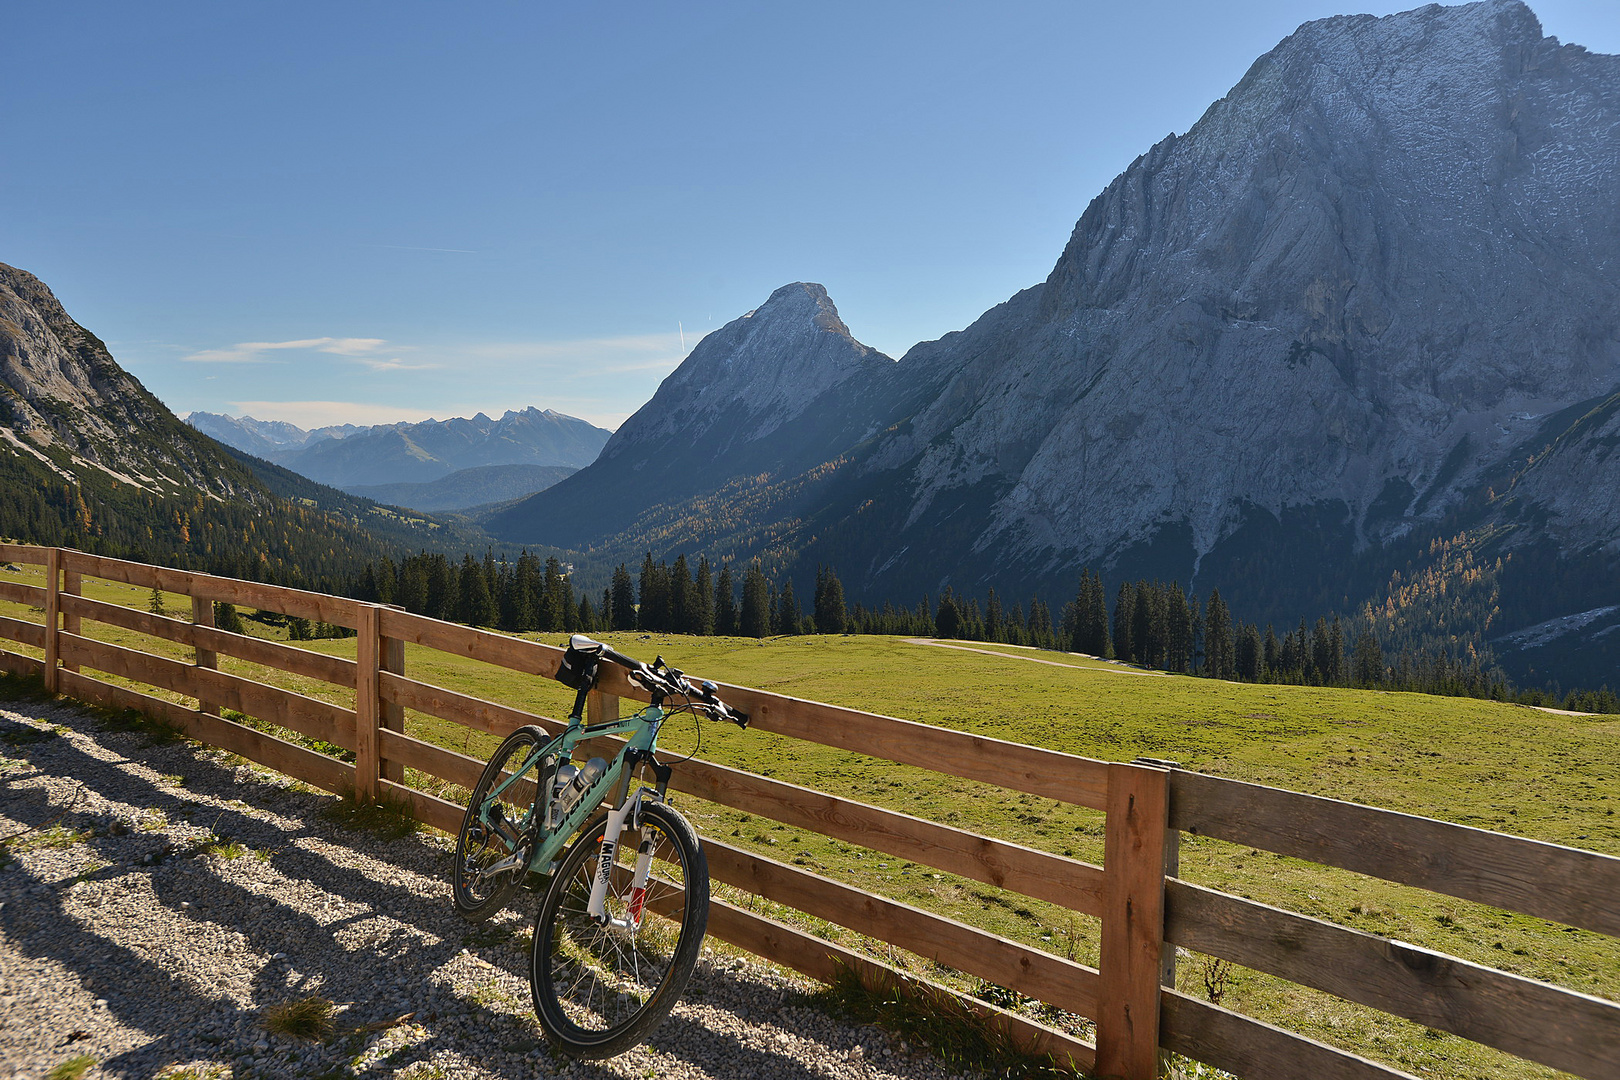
<box><xmin>0</xmin><ymin>698</ymin><xmax>988</xmax><ymax>1080</ymax></box>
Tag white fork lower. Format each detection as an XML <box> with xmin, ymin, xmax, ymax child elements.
<box><xmin>586</xmin><ymin>790</ymin><xmax>656</xmax><ymax>928</ymax></box>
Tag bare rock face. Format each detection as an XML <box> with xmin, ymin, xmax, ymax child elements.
<box><xmin>488</xmin><ymin>283</ymin><xmax>897</xmax><ymax>548</ymax></box>
<box><xmin>0</xmin><ymin>263</ymin><xmax>249</xmax><ymax>497</ymax></box>
<box><xmin>875</xmin><ymin>0</ymin><xmax>1620</xmax><ymax>583</ymax></box>
<box><xmin>491</xmin><ymin>0</ymin><xmax>1620</xmax><ymax>667</ymax></box>
<box><xmin>601</xmin><ymin>282</ymin><xmax>893</xmax><ymax>460</ymax></box>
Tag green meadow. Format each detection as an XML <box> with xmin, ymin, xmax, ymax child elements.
<box><xmin>3</xmin><ymin>561</ymin><xmax>1616</xmax><ymax>1079</ymax></box>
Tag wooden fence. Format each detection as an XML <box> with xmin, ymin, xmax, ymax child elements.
<box><xmin>1</xmin><ymin>544</ymin><xmax>1616</xmax><ymax>1080</ymax></box>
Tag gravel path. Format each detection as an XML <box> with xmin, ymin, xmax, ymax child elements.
<box><xmin>0</xmin><ymin>696</ymin><xmax>985</xmax><ymax>1080</ymax></box>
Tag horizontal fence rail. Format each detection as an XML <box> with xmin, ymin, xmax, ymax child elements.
<box><xmin>1</xmin><ymin>544</ymin><xmax>1616</xmax><ymax>1080</ymax></box>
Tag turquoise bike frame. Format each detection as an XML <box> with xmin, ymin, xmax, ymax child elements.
<box><xmin>476</xmin><ymin>704</ymin><xmax>671</xmax><ymax>875</ymax></box>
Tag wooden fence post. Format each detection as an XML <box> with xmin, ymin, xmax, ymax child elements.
<box><xmin>43</xmin><ymin>548</ymin><xmax>60</xmax><ymax>694</ymax></box>
<box><xmin>354</xmin><ymin>604</ymin><xmax>381</xmax><ymax>802</ymax></box>
<box><xmin>1097</xmin><ymin>760</ymin><xmax>1170</xmax><ymax>1080</ymax></box>
<box><xmin>379</xmin><ymin>606</ymin><xmax>405</xmax><ymax>785</ymax></box>
<box><xmin>587</xmin><ymin>688</ymin><xmax>620</xmax><ymax>726</ymax></box>
<box><xmin>192</xmin><ymin>595</ymin><xmax>218</xmax><ymax>715</ymax></box>
<box><xmin>61</xmin><ymin>566</ymin><xmax>81</xmax><ymax>675</ymax></box>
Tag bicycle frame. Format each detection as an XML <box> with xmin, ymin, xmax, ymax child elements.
<box><xmin>474</xmin><ymin>703</ymin><xmax>672</xmax><ymax>879</ymax></box>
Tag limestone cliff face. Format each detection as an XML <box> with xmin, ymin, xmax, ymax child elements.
<box><xmin>0</xmin><ymin>262</ymin><xmax>251</xmax><ymax>498</ymax></box>
<box><xmin>870</xmin><ymin>0</ymin><xmax>1620</xmax><ymax>582</ymax></box>
<box><xmin>490</xmin><ymin>0</ymin><xmax>1620</xmax><ymax>645</ymax></box>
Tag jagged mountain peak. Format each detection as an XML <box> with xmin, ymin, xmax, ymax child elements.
<box><xmin>603</xmin><ymin>281</ymin><xmax>891</xmax><ymax>456</ymax></box>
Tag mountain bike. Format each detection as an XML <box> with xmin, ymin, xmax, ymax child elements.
<box><xmin>451</xmin><ymin>634</ymin><xmax>749</xmax><ymax>1058</ymax></box>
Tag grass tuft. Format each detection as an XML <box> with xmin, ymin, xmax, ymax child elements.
<box><xmin>320</xmin><ymin>789</ymin><xmax>421</xmax><ymax>841</ymax></box>
<box><xmin>263</xmin><ymin>995</ymin><xmax>337</xmax><ymax>1042</ymax></box>
<box><xmin>46</xmin><ymin>1055</ymin><xmax>96</xmax><ymax>1080</ymax></box>
<box><xmin>812</xmin><ymin>966</ymin><xmax>1080</xmax><ymax>1079</ymax></box>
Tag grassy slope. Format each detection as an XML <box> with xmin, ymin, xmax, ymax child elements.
<box><xmin>4</xmin><ymin>564</ymin><xmax>1615</xmax><ymax>1079</ymax></box>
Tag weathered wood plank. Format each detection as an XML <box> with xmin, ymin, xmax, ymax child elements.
<box><xmin>191</xmin><ymin>594</ymin><xmax>217</xmax><ymax>715</ymax></box>
<box><xmin>1160</xmin><ymin>989</ymin><xmax>1417</xmax><ymax>1080</ymax></box>
<box><xmin>701</xmin><ymin>837</ymin><xmax>1101</xmax><ymax>1019</ymax></box>
<box><xmin>677</xmin><ymin>755</ymin><xmax>1106</xmax><ymax>917</ymax></box>
<box><xmin>57</xmin><ymin>550</ymin><xmax>363</xmax><ymax>627</ymax></box>
<box><xmin>60</xmin><ymin>633</ymin><xmax>356</xmax><ymax>750</ymax></box>
<box><xmin>379</xmin><ymin>623</ymin><xmax>405</xmax><ymax>784</ymax></box>
<box><xmin>690</xmin><ymin>680</ymin><xmax>1111</xmax><ymax>812</ymax></box>
<box><xmin>0</xmin><ymin>580</ymin><xmax>47</xmax><ymax>607</ymax></box>
<box><xmin>0</xmin><ymin>651</ymin><xmax>44</xmax><ymax>677</ymax></box>
<box><xmin>0</xmin><ymin>615</ymin><xmax>47</xmax><ymax>650</ymax></box>
<box><xmin>0</xmin><ymin>543</ymin><xmax>47</xmax><ymax>564</ymax></box>
<box><xmin>1165</xmin><ymin>880</ymin><xmax>1620</xmax><ymax>1079</ymax></box>
<box><xmin>378</xmin><ymin>672</ymin><xmax>557</xmax><ymax>737</ymax></box>
<box><xmin>1170</xmin><ymin>770</ymin><xmax>1620</xmax><ymax>937</ymax></box>
<box><xmin>702</xmin><ymin>896</ymin><xmax>1096</xmax><ymax>1073</ymax></box>
<box><xmin>61</xmin><ymin>570</ymin><xmax>81</xmax><ymax>674</ymax></box>
<box><xmin>1097</xmin><ymin>762</ymin><xmax>1169</xmax><ymax>1080</ymax></box>
<box><xmin>43</xmin><ymin>548</ymin><xmax>59</xmax><ymax>693</ymax></box>
<box><xmin>56</xmin><ymin>669</ymin><xmax>355</xmax><ymax>795</ymax></box>
<box><xmin>355</xmin><ymin>605</ymin><xmax>380</xmax><ymax>802</ymax></box>
<box><xmin>377</xmin><ymin>607</ymin><xmax>562</xmax><ymax>675</ymax></box>
<box><xmin>60</xmin><ymin>593</ymin><xmax>356</xmax><ymax>687</ymax></box>
<box><xmin>377</xmin><ymin>728</ymin><xmax>485</xmax><ymax>792</ymax></box>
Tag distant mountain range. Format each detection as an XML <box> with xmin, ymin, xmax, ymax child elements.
<box><xmin>490</xmin><ymin>0</ymin><xmax>1620</xmax><ymax>687</ymax></box>
<box><xmin>0</xmin><ymin>262</ymin><xmax>459</xmax><ymax>581</ymax></box>
<box><xmin>187</xmin><ymin>408</ymin><xmax>608</xmax><ymax>510</ymax></box>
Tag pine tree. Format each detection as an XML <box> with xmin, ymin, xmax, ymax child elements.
<box><xmin>457</xmin><ymin>554</ymin><xmax>495</xmax><ymax>627</ymax></box>
<box><xmin>740</xmin><ymin>565</ymin><xmax>771</xmax><ymax>638</ymax></box>
<box><xmin>1204</xmin><ymin>589</ymin><xmax>1234</xmax><ymax>679</ymax></box>
<box><xmin>1113</xmin><ymin>581</ymin><xmax>1136</xmax><ymax>663</ymax></box>
<box><xmin>1352</xmin><ymin>629</ymin><xmax>1385</xmax><ymax>686</ymax></box>
<box><xmin>694</xmin><ymin>557</ymin><xmax>716</xmax><ymax>636</ymax></box>
<box><xmin>935</xmin><ymin>589</ymin><xmax>962</xmax><ymax>639</ymax></box>
<box><xmin>610</xmin><ymin>565</ymin><xmax>636</xmax><ymax>631</ymax></box>
<box><xmin>714</xmin><ymin>565</ymin><xmax>738</xmax><ymax>636</ymax></box>
<box><xmin>1236</xmin><ymin>623</ymin><xmax>1264</xmax><ymax>681</ymax></box>
<box><xmin>814</xmin><ymin>564</ymin><xmax>848</xmax><ymax>634</ymax></box>
<box><xmin>776</xmin><ymin>579</ymin><xmax>801</xmax><ymax>635</ymax></box>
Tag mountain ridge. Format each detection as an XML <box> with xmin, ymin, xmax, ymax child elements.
<box><xmin>486</xmin><ymin>0</ymin><xmax>1620</xmax><ymax>683</ymax></box>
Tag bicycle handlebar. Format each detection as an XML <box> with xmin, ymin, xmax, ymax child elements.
<box><xmin>563</xmin><ymin>635</ymin><xmax>749</xmax><ymax>728</ymax></box>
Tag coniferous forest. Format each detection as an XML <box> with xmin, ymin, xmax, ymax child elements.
<box><xmin>349</xmin><ymin>549</ymin><xmax>1618</xmax><ymax>714</ymax></box>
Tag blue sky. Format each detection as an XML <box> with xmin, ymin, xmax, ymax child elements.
<box><xmin>4</xmin><ymin>1</ymin><xmax>1614</xmax><ymax>431</ymax></box>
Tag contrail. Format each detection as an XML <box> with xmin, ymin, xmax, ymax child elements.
<box><xmin>679</xmin><ymin>322</ymin><xmax>686</xmax><ymax>352</ymax></box>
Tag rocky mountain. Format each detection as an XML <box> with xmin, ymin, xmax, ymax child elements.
<box><xmin>489</xmin><ymin>1</ymin><xmax>1620</xmax><ymax>683</ymax></box>
<box><xmin>1</xmin><ymin>264</ymin><xmax>259</xmax><ymax>501</ymax></box>
<box><xmin>185</xmin><ymin>412</ymin><xmax>368</xmax><ymax>459</ymax></box>
<box><xmin>487</xmin><ymin>283</ymin><xmax>902</xmax><ymax>547</ymax></box>
<box><xmin>0</xmin><ymin>261</ymin><xmax>453</xmax><ymax>581</ymax></box>
<box><xmin>191</xmin><ymin>407</ymin><xmax>610</xmax><ymax>492</ymax></box>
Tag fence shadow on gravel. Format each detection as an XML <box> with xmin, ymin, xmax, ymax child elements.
<box><xmin>3</xmin><ymin>544</ymin><xmax>1619</xmax><ymax>1080</ymax></box>
<box><xmin>2</xmin><ymin>702</ymin><xmax>860</xmax><ymax>1080</ymax></box>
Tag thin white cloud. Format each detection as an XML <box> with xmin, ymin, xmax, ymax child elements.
<box><xmin>352</xmin><ymin>356</ymin><xmax>441</xmax><ymax>373</ymax></box>
<box><xmin>184</xmin><ymin>337</ymin><xmax>389</xmax><ymax>363</ymax></box>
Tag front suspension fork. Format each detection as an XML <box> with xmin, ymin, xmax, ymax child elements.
<box><xmin>586</xmin><ymin>791</ymin><xmax>658</xmax><ymax>929</ymax></box>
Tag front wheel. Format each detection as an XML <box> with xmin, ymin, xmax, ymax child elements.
<box><xmin>453</xmin><ymin>725</ymin><xmax>548</xmax><ymax>920</ymax></box>
<box><xmin>530</xmin><ymin>801</ymin><xmax>709</xmax><ymax>1058</ymax></box>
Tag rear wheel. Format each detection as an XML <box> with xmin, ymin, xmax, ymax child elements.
<box><xmin>530</xmin><ymin>801</ymin><xmax>709</xmax><ymax>1058</ymax></box>
<box><xmin>453</xmin><ymin>725</ymin><xmax>548</xmax><ymax>920</ymax></box>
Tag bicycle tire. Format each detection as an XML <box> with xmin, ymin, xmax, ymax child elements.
<box><xmin>530</xmin><ymin>800</ymin><xmax>709</xmax><ymax>1058</ymax></box>
<box><xmin>453</xmin><ymin>724</ymin><xmax>548</xmax><ymax>920</ymax></box>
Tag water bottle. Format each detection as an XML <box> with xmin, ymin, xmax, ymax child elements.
<box><xmin>552</xmin><ymin>757</ymin><xmax>607</xmax><ymax>824</ymax></box>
